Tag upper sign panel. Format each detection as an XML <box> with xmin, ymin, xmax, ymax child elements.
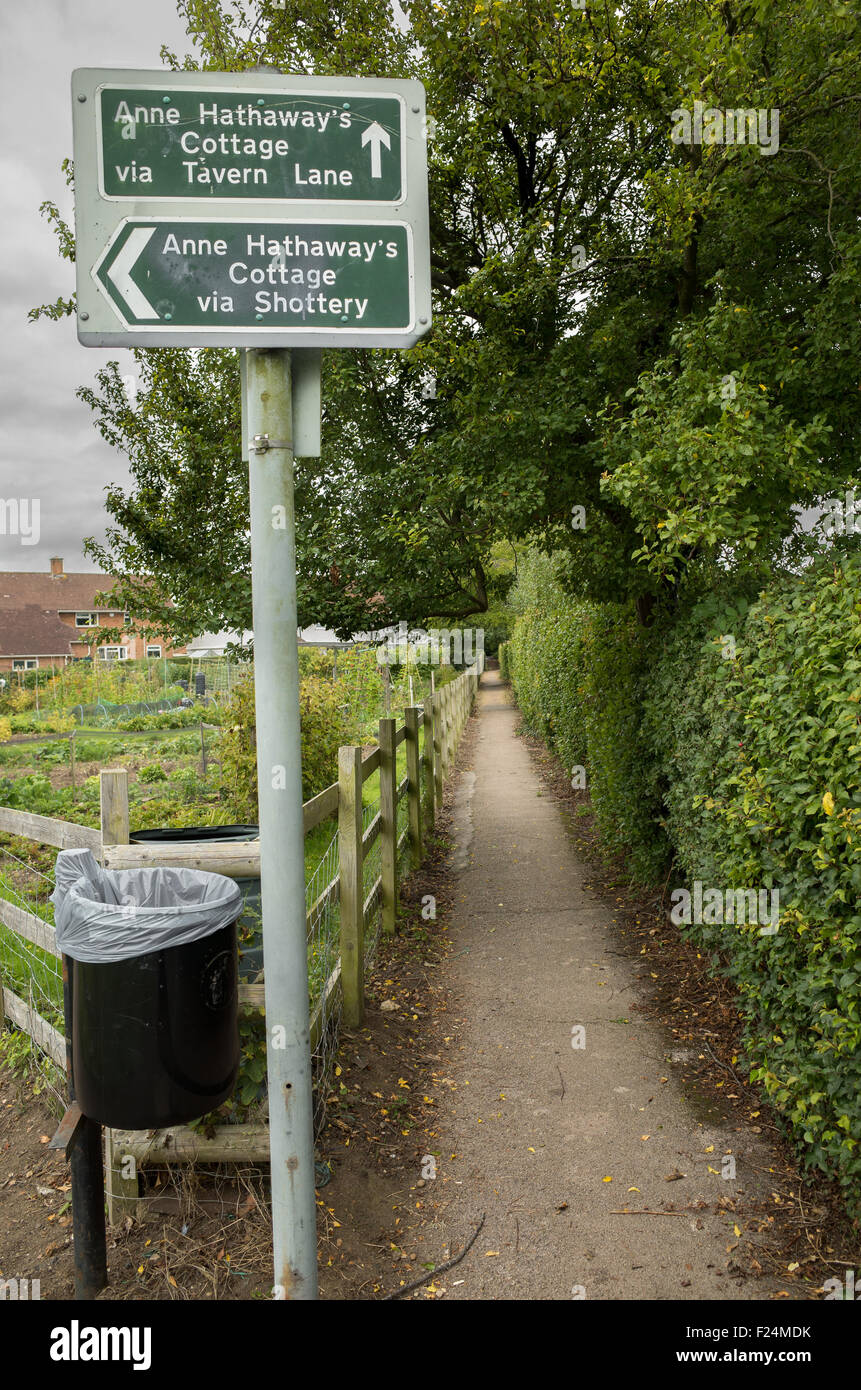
<box><xmin>97</xmin><ymin>83</ymin><xmax>406</xmax><ymax>203</ymax></box>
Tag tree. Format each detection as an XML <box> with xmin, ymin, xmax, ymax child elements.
<box><xmin>33</xmin><ymin>0</ymin><xmax>861</xmax><ymax>635</ymax></box>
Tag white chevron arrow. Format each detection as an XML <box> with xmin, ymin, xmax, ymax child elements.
<box><xmin>361</xmin><ymin>121</ymin><xmax>391</xmax><ymax>179</ymax></box>
<box><xmin>108</xmin><ymin>227</ymin><xmax>159</xmax><ymax>319</ymax></box>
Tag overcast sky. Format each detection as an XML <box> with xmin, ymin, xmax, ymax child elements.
<box><xmin>0</xmin><ymin>0</ymin><xmax>191</xmax><ymax>575</ymax></box>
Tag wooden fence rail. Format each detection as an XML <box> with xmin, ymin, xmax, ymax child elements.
<box><xmin>0</xmin><ymin>658</ymin><xmax>482</xmax><ymax>1219</ymax></box>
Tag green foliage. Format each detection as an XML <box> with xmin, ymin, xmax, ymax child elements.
<box><xmin>219</xmin><ymin>673</ymin><xmax>344</xmax><ymax>819</ymax></box>
<box><xmin>642</xmin><ymin>556</ymin><xmax>861</xmax><ymax>1206</ymax></box>
<box><xmin>75</xmin><ymin>739</ymin><xmax>120</xmax><ymax>762</ymax></box>
<box><xmin>114</xmin><ymin>705</ymin><xmax>217</xmax><ymax>731</ymax></box>
<box><xmin>0</xmin><ymin>774</ymin><xmax>57</xmax><ymax>814</ymax></box>
<box><xmin>507</xmin><ymin>589</ymin><xmax>665</xmax><ymax>880</ymax></box>
<box><xmin>139</xmin><ymin>763</ymin><xmax>168</xmax><ymax>783</ymax></box>
<box><xmin>599</xmin><ymin>303</ymin><xmax>832</xmax><ymax>588</ymax></box>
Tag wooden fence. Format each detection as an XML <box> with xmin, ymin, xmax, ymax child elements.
<box><xmin>0</xmin><ymin>660</ymin><xmax>481</xmax><ymax>1220</ymax></box>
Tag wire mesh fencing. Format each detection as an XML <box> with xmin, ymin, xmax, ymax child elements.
<box><xmin>0</xmin><ymin>839</ymin><xmax>65</xmax><ymax>1111</ymax></box>
<box><xmin>306</xmin><ymin>825</ymin><xmax>342</xmax><ymax>1135</ymax></box>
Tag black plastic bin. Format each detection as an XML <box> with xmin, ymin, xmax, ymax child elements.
<box><xmin>70</xmin><ymin>922</ymin><xmax>239</xmax><ymax>1130</ymax></box>
<box><xmin>52</xmin><ymin>848</ymin><xmax>243</xmax><ymax>1131</ymax></box>
<box><xmin>129</xmin><ymin>826</ymin><xmax>262</xmax><ymax>978</ymax></box>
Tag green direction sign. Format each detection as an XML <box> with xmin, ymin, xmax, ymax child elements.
<box><xmin>73</xmin><ymin>69</ymin><xmax>430</xmax><ymax>348</ymax></box>
<box><xmin>98</xmin><ymin>85</ymin><xmax>404</xmax><ymax>203</ymax></box>
<box><xmin>92</xmin><ymin>219</ymin><xmax>413</xmax><ymax>333</ymax></box>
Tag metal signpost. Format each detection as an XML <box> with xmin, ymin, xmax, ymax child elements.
<box><xmin>71</xmin><ymin>67</ymin><xmax>431</xmax><ymax>1301</ymax></box>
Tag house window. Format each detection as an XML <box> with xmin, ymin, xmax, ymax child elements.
<box><xmin>12</xmin><ymin>659</ymin><xmax>38</xmax><ymax>670</ymax></box>
<box><xmin>97</xmin><ymin>646</ymin><xmax>128</xmax><ymax>662</ymax></box>
<box><xmin>75</xmin><ymin>612</ymin><xmax>98</xmax><ymax>627</ymax></box>
<box><xmin>123</xmin><ymin>612</ymin><xmax>130</xmax><ymax>626</ymax></box>
<box><xmin>146</xmin><ymin>645</ymin><xmax>162</xmax><ymax>659</ymax></box>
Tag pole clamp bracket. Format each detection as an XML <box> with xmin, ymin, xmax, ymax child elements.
<box><xmin>250</xmin><ymin>433</ymin><xmax>292</xmax><ymax>453</ymax></box>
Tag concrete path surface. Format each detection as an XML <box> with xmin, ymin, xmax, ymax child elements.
<box><xmin>423</xmin><ymin>669</ymin><xmax>788</xmax><ymax>1301</ymax></box>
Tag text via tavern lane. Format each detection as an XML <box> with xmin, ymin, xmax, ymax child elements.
<box><xmin>93</xmin><ymin>223</ymin><xmax>414</xmax><ymax>331</ymax></box>
<box><xmin>98</xmin><ymin>88</ymin><xmax>404</xmax><ymax>202</ymax></box>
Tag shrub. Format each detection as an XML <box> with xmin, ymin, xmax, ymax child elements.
<box><xmin>507</xmin><ymin>597</ymin><xmax>665</xmax><ymax>879</ymax></box>
<box><xmin>138</xmin><ymin>763</ymin><xmax>167</xmax><ymax>782</ymax></box>
<box><xmin>219</xmin><ymin>673</ymin><xmax>343</xmax><ymax>820</ymax></box>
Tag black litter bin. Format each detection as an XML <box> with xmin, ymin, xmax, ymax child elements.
<box><xmin>52</xmin><ymin>849</ymin><xmax>242</xmax><ymax>1131</ymax></box>
<box><xmin>130</xmin><ymin>826</ymin><xmax>262</xmax><ymax>979</ymax></box>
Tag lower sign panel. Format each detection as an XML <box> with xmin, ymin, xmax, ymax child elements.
<box><xmin>84</xmin><ymin>218</ymin><xmax>420</xmax><ymax>346</ymax></box>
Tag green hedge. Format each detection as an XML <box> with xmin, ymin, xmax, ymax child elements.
<box><xmin>506</xmin><ymin>554</ymin><xmax>861</xmax><ymax>1209</ymax></box>
<box><xmin>507</xmin><ymin>599</ymin><xmax>665</xmax><ymax>880</ymax></box>
<box><xmin>648</xmin><ymin>560</ymin><xmax>861</xmax><ymax>1207</ymax></box>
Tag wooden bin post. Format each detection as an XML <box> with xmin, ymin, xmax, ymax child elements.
<box><xmin>98</xmin><ymin>770</ymin><xmax>138</xmax><ymax>1225</ymax></box>
<box><xmin>405</xmin><ymin>706</ymin><xmax>423</xmax><ymax>864</ymax></box>
<box><xmin>338</xmin><ymin>745</ymin><xmax>365</xmax><ymax>1026</ymax></box>
<box><xmin>379</xmin><ymin>717</ymin><xmax>397</xmax><ymax>936</ymax></box>
<box><xmin>422</xmin><ymin>696</ymin><xmax>436</xmax><ymax>830</ymax></box>
<box><xmin>100</xmin><ymin>768</ymin><xmax>129</xmax><ymax>851</ymax></box>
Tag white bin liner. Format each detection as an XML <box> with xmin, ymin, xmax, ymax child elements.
<box><xmin>51</xmin><ymin>848</ymin><xmax>243</xmax><ymax>963</ymax></box>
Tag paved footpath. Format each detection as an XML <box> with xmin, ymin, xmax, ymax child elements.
<box><xmin>421</xmin><ymin>670</ymin><xmax>789</xmax><ymax>1300</ymax></box>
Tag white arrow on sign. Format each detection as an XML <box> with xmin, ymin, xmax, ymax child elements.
<box><xmin>361</xmin><ymin>121</ymin><xmax>391</xmax><ymax>179</ymax></box>
<box><xmin>107</xmin><ymin>227</ymin><xmax>159</xmax><ymax>319</ymax></box>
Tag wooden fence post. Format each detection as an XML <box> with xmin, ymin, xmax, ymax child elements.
<box><xmin>379</xmin><ymin>717</ymin><xmax>397</xmax><ymax>936</ymax></box>
<box><xmin>338</xmin><ymin>745</ymin><xmax>364</xmax><ymax>1026</ymax></box>
<box><xmin>451</xmin><ymin>681</ymin><xmax>458</xmax><ymax>758</ymax></box>
<box><xmin>433</xmin><ymin>690</ymin><xmax>444</xmax><ymax>809</ymax></box>
<box><xmin>422</xmin><ymin>696</ymin><xmax>436</xmax><ymax>830</ymax></box>
<box><xmin>405</xmin><ymin>707</ymin><xmax>423</xmax><ymax>864</ymax></box>
<box><xmin>100</xmin><ymin>768</ymin><xmax>129</xmax><ymax>852</ymax></box>
<box><xmin>98</xmin><ymin>769</ymin><xmax>137</xmax><ymax>1225</ymax></box>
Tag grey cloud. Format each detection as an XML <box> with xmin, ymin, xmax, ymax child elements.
<box><xmin>0</xmin><ymin>0</ymin><xmax>191</xmax><ymax>574</ymax></box>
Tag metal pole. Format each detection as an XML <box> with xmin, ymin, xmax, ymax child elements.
<box><xmin>245</xmin><ymin>347</ymin><xmax>318</xmax><ymax>1300</ymax></box>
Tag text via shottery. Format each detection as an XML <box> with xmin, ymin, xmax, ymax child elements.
<box><xmin>93</xmin><ymin>223</ymin><xmax>413</xmax><ymax>330</ymax></box>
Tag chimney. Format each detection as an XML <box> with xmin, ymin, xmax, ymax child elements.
<box><xmin>50</xmin><ymin>557</ymin><xmax>64</xmax><ymax>578</ymax></box>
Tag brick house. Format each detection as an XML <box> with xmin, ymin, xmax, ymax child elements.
<box><xmin>0</xmin><ymin>558</ymin><xmax>187</xmax><ymax>673</ymax></box>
